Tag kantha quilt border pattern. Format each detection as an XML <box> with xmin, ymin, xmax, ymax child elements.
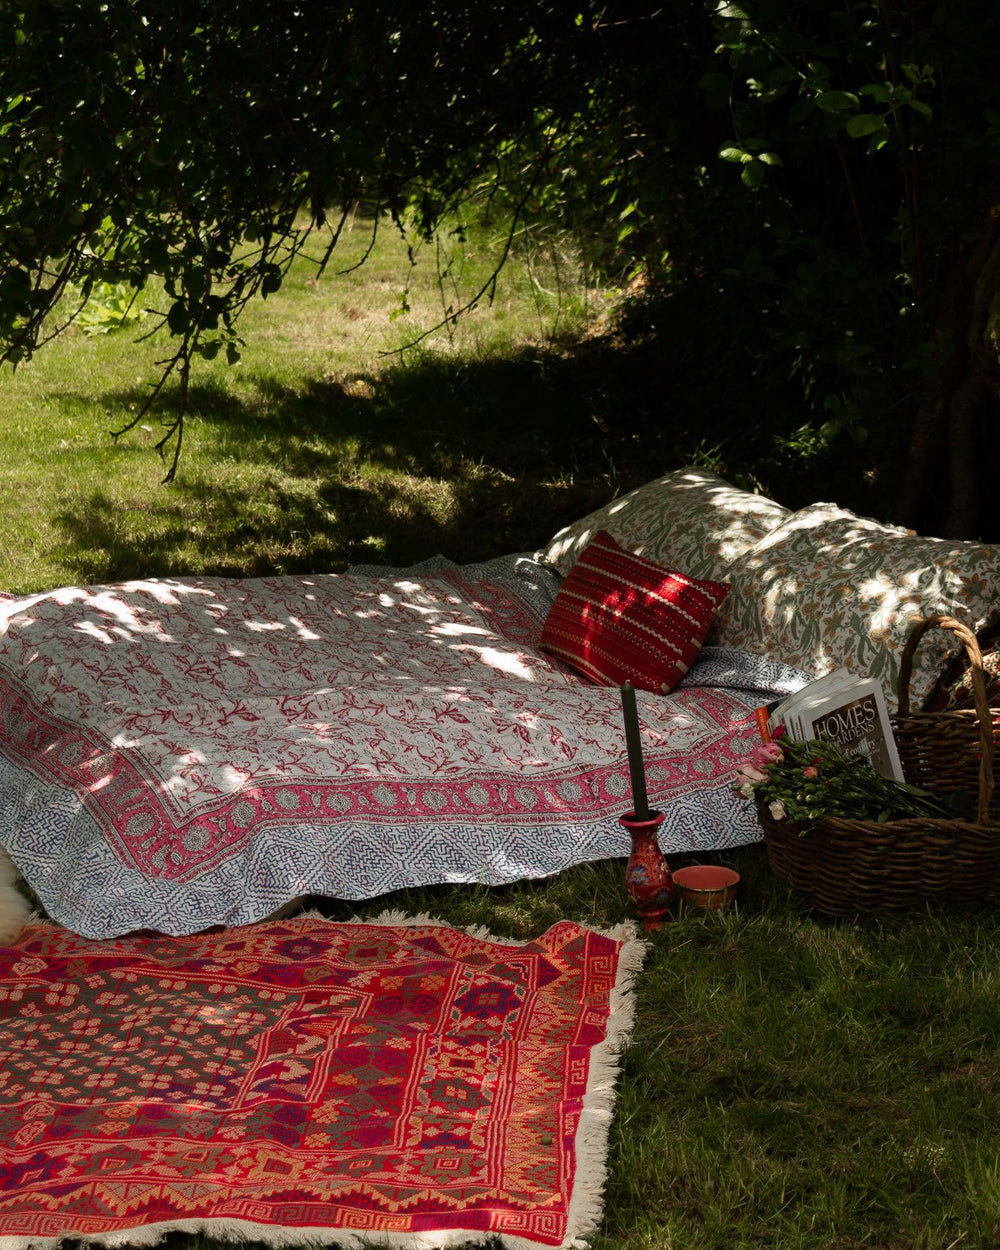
<box><xmin>0</xmin><ymin>555</ymin><xmax>811</xmax><ymax>939</ymax></box>
<box><xmin>0</xmin><ymin>749</ymin><xmax>764</xmax><ymax>939</ymax></box>
<box><xmin>0</xmin><ymin>674</ymin><xmax>757</xmax><ymax>884</ymax></box>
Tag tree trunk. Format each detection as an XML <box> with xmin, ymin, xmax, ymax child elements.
<box><xmin>895</xmin><ymin>205</ymin><xmax>1000</xmax><ymax>538</ymax></box>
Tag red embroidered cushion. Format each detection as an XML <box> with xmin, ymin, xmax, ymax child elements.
<box><xmin>540</xmin><ymin>530</ymin><xmax>730</xmax><ymax>693</ymax></box>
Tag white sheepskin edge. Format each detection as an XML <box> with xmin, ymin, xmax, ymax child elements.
<box><xmin>0</xmin><ymin>846</ymin><xmax>33</xmax><ymax>947</ymax></box>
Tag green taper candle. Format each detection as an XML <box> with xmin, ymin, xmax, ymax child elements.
<box><xmin>620</xmin><ymin>681</ymin><xmax>650</xmax><ymax>820</ymax></box>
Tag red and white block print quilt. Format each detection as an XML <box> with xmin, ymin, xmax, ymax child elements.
<box><xmin>0</xmin><ymin>556</ymin><xmax>807</xmax><ymax>939</ymax></box>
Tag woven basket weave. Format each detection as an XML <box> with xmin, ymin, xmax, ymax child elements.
<box><xmin>758</xmin><ymin>807</ymin><xmax>1000</xmax><ymax>914</ymax></box>
<box><xmin>758</xmin><ymin>616</ymin><xmax>1000</xmax><ymax>915</ymax></box>
<box><xmin>891</xmin><ymin>615</ymin><xmax>998</xmax><ymax>823</ymax></box>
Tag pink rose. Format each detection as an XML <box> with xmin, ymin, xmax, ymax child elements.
<box><xmin>802</xmin><ymin>766</ymin><xmax>818</xmax><ymax>780</ymax></box>
<box><xmin>745</xmin><ymin>741</ymin><xmax>783</xmax><ymax>773</ymax></box>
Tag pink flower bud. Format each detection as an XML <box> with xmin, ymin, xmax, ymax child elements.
<box><xmin>802</xmin><ymin>766</ymin><xmax>818</xmax><ymax>780</ymax></box>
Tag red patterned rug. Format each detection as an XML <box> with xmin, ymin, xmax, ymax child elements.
<box><xmin>0</xmin><ymin>914</ymin><xmax>644</xmax><ymax>1250</ymax></box>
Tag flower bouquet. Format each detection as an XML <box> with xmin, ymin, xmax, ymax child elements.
<box><xmin>735</xmin><ymin>733</ymin><xmax>970</xmax><ymax>833</ymax></box>
<box><xmin>735</xmin><ymin>731</ymin><xmax>1000</xmax><ymax>915</ymax></box>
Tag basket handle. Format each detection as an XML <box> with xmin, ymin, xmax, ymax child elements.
<box><xmin>896</xmin><ymin>614</ymin><xmax>994</xmax><ymax>822</ymax></box>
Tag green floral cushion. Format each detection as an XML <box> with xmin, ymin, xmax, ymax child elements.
<box><xmin>536</xmin><ymin>466</ymin><xmax>791</xmax><ymax>581</ymax></box>
<box><xmin>712</xmin><ymin>503</ymin><xmax>1000</xmax><ymax>712</ymax></box>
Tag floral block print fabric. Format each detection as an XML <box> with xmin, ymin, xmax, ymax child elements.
<box><xmin>0</xmin><ymin>555</ymin><xmax>808</xmax><ymax>939</ymax></box>
<box><xmin>539</xmin><ymin>530</ymin><xmax>729</xmax><ymax>693</ymax></box>
<box><xmin>712</xmin><ymin>504</ymin><xmax>1000</xmax><ymax>713</ymax></box>
<box><xmin>535</xmin><ymin>466</ymin><xmax>791</xmax><ymax>581</ymax></box>
<box><xmin>0</xmin><ymin>914</ymin><xmax>645</xmax><ymax>1250</ymax></box>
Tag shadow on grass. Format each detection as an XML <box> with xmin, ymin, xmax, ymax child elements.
<box><xmin>51</xmin><ymin>334</ymin><xmax>724</xmax><ymax>583</ymax></box>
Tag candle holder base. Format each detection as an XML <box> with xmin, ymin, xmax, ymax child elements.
<box><xmin>620</xmin><ymin>809</ymin><xmax>674</xmax><ymax>929</ymax></box>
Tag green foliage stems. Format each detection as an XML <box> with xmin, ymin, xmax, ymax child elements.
<box><xmin>738</xmin><ymin>737</ymin><xmax>958</xmax><ymax>831</ymax></box>
<box><xmin>690</xmin><ymin>0</ymin><xmax>1000</xmax><ymax>532</ymax></box>
<box><xmin>0</xmin><ymin>0</ymin><xmax>606</xmax><ymax>475</ymax></box>
<box><xmin>4</xmin><ymin>0</ymin><xmax>1000</xmax><ymax>530</ymax></box>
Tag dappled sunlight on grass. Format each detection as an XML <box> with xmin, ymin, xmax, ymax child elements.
<box><xmin>1</xmin><ymin>334</ymin><xmax>677</xmax><ymax>594</ymax></box>
<box><xmin>0</xmin><ymin>217</ymin><xmax>709</xmax><ymax>596</ymax></box>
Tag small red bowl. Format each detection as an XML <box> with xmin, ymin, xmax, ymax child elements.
<box><xmin>672</xmin><ymin>865</ymin><xmax>740</xmax><ymax>910</ymax></box>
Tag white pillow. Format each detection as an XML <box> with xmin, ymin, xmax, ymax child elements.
<box><xmin>536</xmin><ymin>466</ymin><xmax>791</xmax><ymax>582</ymax></box>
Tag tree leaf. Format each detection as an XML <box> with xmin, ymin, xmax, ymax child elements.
<box><xmin>815</xmin><ymin>90</ymin><xmax>858</xmax><ymax>113</ymax></box>
<box><xmin>741</xmin><ymin>161</ymin><xmax>765</xmax><ymax>188</ymax></box>
<box><xmin>845</xmin><ymin>113</ymin><xmax>884</xmax><ymax>138</ymax></box>
<box><xmin>819</xmin><ymin>419</ymin><xmax>840</xmax><ymax>442</ymax></box>
<box><xmin>166</xmin><ymin>301</ymin><xmax>188</xmax><ymax>335</ymax></box>
<box><xmin>764</xmin><ymin>66</ymin><xmax>799</xmax><ymax>89</ymax></box>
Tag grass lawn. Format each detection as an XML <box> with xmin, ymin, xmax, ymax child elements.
<box><xmin>5</xmin><ymin>218</ymin><xmax>1000</xmax><ymax>1249</ymax></box>
<box><xmin>0</xmin><ymin>213</ymin><xmax>666</xmax><ymax>597</ymax></box>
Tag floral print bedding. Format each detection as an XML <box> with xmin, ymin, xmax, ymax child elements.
<box><xmin>0</xmin><ymin>554</ymin><xmax>807</xmax><ymax>939</ymax></box>
<box><xmin>535</xmin><ymin>466</ymin><xmax>791</xmax><ymax>581</ymax></box>
<box><xmin>712</xmin><ymin>504</ymin><xmax>1000</xmax><ymax>712</ymax></box>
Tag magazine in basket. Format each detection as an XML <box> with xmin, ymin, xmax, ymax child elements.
<box><xmin>757</xmin><ymin>668</ymin><xmax>905</xmax><ymax>783</ymax></box>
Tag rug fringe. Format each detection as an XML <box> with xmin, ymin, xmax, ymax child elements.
<box><xmin>290</xmin><ymin>906</ymin><xmax>642</xmax><ymax>948</ymax></box>
<box><xmin>562</xmin><ymin>926</ymin><xmax>647</xmax><ymax>1248</ymax></box>
<box><xmin>0</xmin><ymin>1212</ymin><xmax>616</xmax><ymax>1250</ymax></box>
<box><xmin>0</xmin><ymin>1215</ymin><xmax>586</xmax><ymax>1250</ymax></box>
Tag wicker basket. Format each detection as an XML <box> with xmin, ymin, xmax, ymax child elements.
<box><xmin>891</xmin><ymin>615</ymin><xmax>998</xmax><ymax>823</ymax></box>
<box><xmin>758</xmin><ymin>617</ymin><xmax>1000</xmax><ymax>914</ymax></box>
<box><xmin>758</xmin><ymin>806</ymin><xmax>1000</xmax><ymax>914</ymax></box>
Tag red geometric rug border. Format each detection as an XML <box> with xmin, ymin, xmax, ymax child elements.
<box><xmin>0</xmin><ymin>911</ymin><xmax>646</xmax><ymax>1250</ymax></box>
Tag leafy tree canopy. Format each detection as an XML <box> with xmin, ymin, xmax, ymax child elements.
<box><xmin>1</xmin><ymin>0</ymin><xmax>632</xmax><ymax>472</ymax></box>
<box><xmin>680</xmin><ymin>0</ymin><xmax>1000</xmax><ymax>538</ymax></box>
<box><xmin>4</xmin><ymin>0</ymin><xmax>1000</xmax><ymax>538</ymax></box>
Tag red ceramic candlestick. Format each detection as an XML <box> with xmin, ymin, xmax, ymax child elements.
<box><xmin>621</xmin><ymin>808</ymin><xmax>674</xmax><ymax>929</ymax></box>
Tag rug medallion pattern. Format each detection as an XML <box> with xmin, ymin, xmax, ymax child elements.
<box><xmin>0</xmin><ymin>916</ymin><xmax>641</xmax><ymax>1249</ymax></box>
